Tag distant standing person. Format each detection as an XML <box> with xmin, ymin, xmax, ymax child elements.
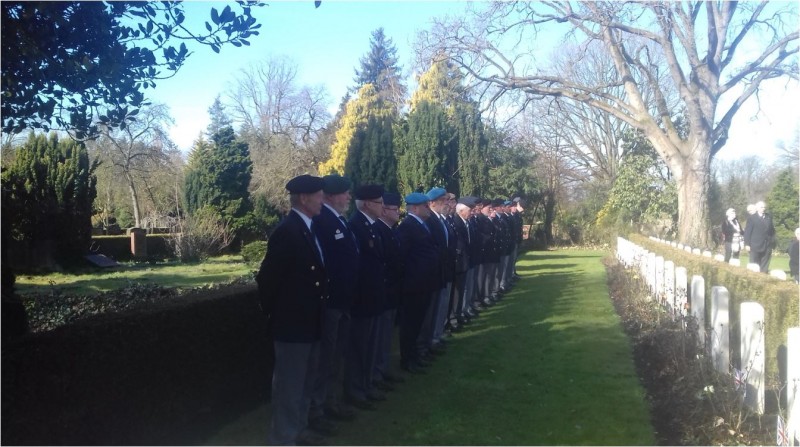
<box><xmin>255</xmin><ymin>175</ymin><xmax>328</xmax><ymax>446</ymax></box>
<box><xmin>721</xmin><ymin>208</ymin><xmax>743</xmax><ymax>263</ymax></box>
<box><xmin>789</xmin><ymin>228</ymin><xmax>800</xmax><ymax>283</ymax></box>
<box><xmin>743</xmin><ymin>201</ymin><xmax>776</xmax><ymax>273</ymax></box>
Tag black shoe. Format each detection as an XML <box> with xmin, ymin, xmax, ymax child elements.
<box><xmin>401</xmin><ymin>363</ymin><xmax>425</xmax><ymax>374</ymax></box>
<box><xmin>366</xmin><ymin>390</ymin><xmax>387</xmax><ymax>401</ymax></box>
<box><xmin>324</xmin><ymin>404</ymin><xmax>356</xmax><ymax>421</ymax></box>
<box><xmin>383</xmin><ymin>371</ymin><xmax>405</xmax><ymax>383</ymax></box>
<box><xmin>374</xmin><ymin>380</ymin><xmax>395</xmax><ymax>392</ymax></box>
<box><xmin>344</xmin><ymin>395</ymin><xmax>376</xmax><ymax>411</ymax></box>
<box><xmin>308</xmin><ymin>417</ymin><xmax>338</xmax><ymax>436</ymax></box>
<box><xmin>297</xmin><ymin>430</ymin><xmax>328</xmax><ymax>446</ymax></box>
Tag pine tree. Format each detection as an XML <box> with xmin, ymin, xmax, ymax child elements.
<box><xmin>2</xmin><ymin>133</ymin><xmax>98</xmax><ymax>268</ymax></box>
<box><xmin>766</xmin><ymin>168</ymin><xmax>800</xmax><ymax>248</ymax></box>
<box><xmin>320</xmin><ymin>84</ymin><xmax>397</xmax><ymax>191</ymax></box>
<box><xmin>353</xmin><ymin>28</ymin><xmax>406</xmax><ymax>108</ymax></box>
<box><xmin>184</xmin><ymin>127</ymin><xmax>253</xmax><ymax>235</ymax></box>
<box><xmin>206</xmin><ymin>95</ymin><xmax>233</xmax><ymax>138</ymax></box>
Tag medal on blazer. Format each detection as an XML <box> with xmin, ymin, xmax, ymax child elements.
<box><xmin>335</xmin><ymin>228</ymin><xmax>344</xmax><ymax>240</ymax></box>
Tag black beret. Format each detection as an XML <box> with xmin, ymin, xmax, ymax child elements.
<box><xmin>458</xmin><ymin>196</ymin><xmax>477</xmax><ymax>207</ymax></box>
<box><xmin>354</xmin><ymin>184</ymin><xmax>384</xmax><ymax>200</ymax></box>
<box><xmin>285</xmin><ymin>174</ymin><xmax>324</xmax><ymax>194</ymax></box>
<box><xmin>492</xmin><ymin>198</ymin><xmax>504</xmax><ymax>207</ymax></box>
<box><xmin>322</xmin><ymin>174</ymin><xmax>352</xmax><ymax>194</ymax></box>
<box><xmin>383</xmin><ymin>192</ymin><xmax>402</xmax><ymax>207</ymax></box>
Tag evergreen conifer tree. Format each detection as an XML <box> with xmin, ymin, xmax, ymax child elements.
<box><xmin>2</xmin><ymin>133</ymin><xmax>98</xmax><ymax>267</ymax></box>
<box><xmin>353</xmin><ymin>28</ymin><xmax>406</xmax><ymax>108</ymax></box>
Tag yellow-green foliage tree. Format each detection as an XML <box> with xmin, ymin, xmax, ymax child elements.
<box><xmin>319</xmin><ymin>84</ymin><xmax>397</xmax><ymax>191</ymax></box>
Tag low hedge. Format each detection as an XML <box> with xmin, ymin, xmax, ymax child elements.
<box><xmin>91</xmin><ymin>234</ymin><xmax>174</xmax><ymax>262</ymax></box>
<box><xmin>630</xmin><ymin>234</ymin><xmax>799</xmax><ymax>385</ymax></box>
<box><xmin>1</xmin><ymin>284</ymin><xmax>271</xmax><ymax>445</ymax></box>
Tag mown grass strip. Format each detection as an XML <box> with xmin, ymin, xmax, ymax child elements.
<box><xmin>205</xmin><ymin>249</ymin><xmax>655</xmax><ymax>445</ymax></box>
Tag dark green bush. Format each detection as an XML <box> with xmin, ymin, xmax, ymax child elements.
<box><xmin>241</xmin><ymin>240</ymin><xmax>267</xmax><ymax>269</ymax></box>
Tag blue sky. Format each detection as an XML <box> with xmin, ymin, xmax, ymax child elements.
<box><xmin>152</xmin><ymin>1</ymin><xmax>799</xmax><ymax>163</ymax></box>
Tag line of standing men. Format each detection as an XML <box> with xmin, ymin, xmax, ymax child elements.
<box><xmin>256</xmin><ymin>174</ymin><xmax>525</xmax><ymax>445</ymax></box>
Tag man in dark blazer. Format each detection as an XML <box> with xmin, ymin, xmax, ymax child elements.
<box><xmin>475</xmin><ymin>200</ymin><xmax>498</xmax><ymax>307</ymax></box>
<box><xmin>422</xmin><ymin>187</ymin><xmax>455</xmax><ymax>356</ymax></box>
<box><xmin>373</xmin><ymin>192</ymin><xmax>405</xmax><ymax>388</ymax></box>
<box><xmin>451</xmin><ymin>200</ymin><xmax>473</xmax><ymax>328</ymax></box>
<box><xmin>308</xmin><ymin>175</ymin><xmax>359</xmax><ymax>428</ymax></box>
<box><xmin>256</xmin><ymin>174</ymin><xmax>328</xmax><ymax>446</ymax></box>
<box><xmin>395</xmin><ymin>192</ymin><xmax>440</xmax><ymax>373</ymax></box>
<box><xmin>743</xmin><ymin>200</ymin><xmax>776</xmax><ymax>273</ymax></box>
<box><xmin>344</xmin><ymin>184</ymin><xmax>387</xmax><ymax>409</ymax></box>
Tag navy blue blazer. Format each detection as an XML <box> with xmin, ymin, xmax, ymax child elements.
<box><xmin>452</xmin><ymin>215</ymin><xmax>471</xmax><ymax>273</ymax></box>
<box><xmin>255</xmin><ymin>210</ymin><xmax>328</xmax><ymax>342</ymax></box>
<box><xmin>475</xmin><ymin>214</ymin><xmax>497</xmax><ymax>263</ymax></box>
<box><xmin>426</xmin><ymin>213</ymin><xmax>454</xmax><ymax>285</ymax></box>
<box><xmin>744</xmin><ymin>213</ymin><xmax>775</xmax><ymax>253</ymax></box>
<box><xmin>396</xmin><ymin>214</ymin><xmax>440</xmax><ymax>297</ymax></box>
<box><xmin>375</xmin><ymin>220</ymin><xmax>403</xmax><ymax>310</ymax></box>
<box><xmin>313</xmin><ymin>205</ymin><xmax>359</xmax><ymax>310</ymax></box>
<box><xmin>349</xmin><ymin>211</ymin><xmax>387</xmax><ymax>317</ymax></box>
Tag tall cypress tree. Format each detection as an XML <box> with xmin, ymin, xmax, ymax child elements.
<box><xmin>396</xmin><ymin>100</ymin><xmax>453</xmax><ymax>195</ymax></box>
<box><xmin>2</xmin><ymin>133</ymin><xmax>98</xmax><ymax>267</ymax></box>
<box><xmin>320</xmin><ymin>84</ymin><xmax>397</xmax><ymax>191</ymax></box>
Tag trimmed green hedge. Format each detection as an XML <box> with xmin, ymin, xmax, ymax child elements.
<box><xmin>631</xmin><ymin>234</ymin><xmax>799</xmax><ymax>385</ymax></box>
<box><xmin>1</xmin><ymin>284</ymin><xmax>271</xmax><ymax>445</ymax></box>
<box><xmin>91</xmin><ymin>234</ymin><xmax>174</xmax><ymax>262</ymax></box>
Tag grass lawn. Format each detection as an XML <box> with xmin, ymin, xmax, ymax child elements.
<box><xmin>204</xmin><ymin>250</ymin><xmax>656</xmax><ymax>445</ymax></box>
<box><xmin>14</xmin><ymin>255</ymin><xmax>252</xmax><ymax>296</ymax></box>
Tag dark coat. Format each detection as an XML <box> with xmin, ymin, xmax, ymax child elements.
<box><xmin>426</xmin><ymin>213</ymin><xmax>456</xmax><ymax>285</ymax></box>
<box><xmin>255</xmin><ymin>210</ymin><xmax>328</xmax><ymax>343</ymax></box>
<box><xmin>313</xmin><ymin>204</ymin><xmax>359</xmax><ymax>310</ymax></box>
<box><xmin>396</xmin><ymin>214</ymin><xmax>441</xmax><ymax>297</ymax></box>
<box><xmin>349</xmin><ymin>211</ymin><xmax>386</xmax><ymax>317</ymax></box>
<box><xmin>452</xmin><ymin>215</ymin><xmax>471</xmax><ymax>273</ymax></box>
<box><xmin>475</xmin><ymin>214</ymin><xmax>497</xmax><ymax>263</ymax></box>
<box><xmin>789</xmin><ymin>239</ymin><xmax>799</xmax><ymax>277</ymax></box>
<box><xmin>375</xmin><ymin>219</ymin><xmax>404</xmax><ymax>310</ymax></box>
<box><xmin>721</xmin><ymin>218</ymin><xmax>743</xmax><ymax>242</ymax></box>
<box><xmin>743</xmin><ymin>213</ymin><xmax>775</xmax><ymax>253</ymax></box>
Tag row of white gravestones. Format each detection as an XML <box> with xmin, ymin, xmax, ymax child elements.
<box><xmin>617</xmin><ymin>237</ymin><xmax>800</xmax><ymax>422</ymax></box>
<box><xmin>649</xmin><ymin>236</ymin><xmax>788</xmax><ymax>281</ymax></box>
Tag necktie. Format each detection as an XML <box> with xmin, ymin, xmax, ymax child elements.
<box><xmin>439</xmin><ymin>216</ymin><xmax>449</xmax><ymax>245</ymax></box>
<box><xmin>339</xmin><ymin>215</ymin><xmax>358</xmax><ymax>252</ymax></box>
<box><xmin>465</xmin><ymin>220</ymin><xmax>471</xmax><ymax>244</ymax></box>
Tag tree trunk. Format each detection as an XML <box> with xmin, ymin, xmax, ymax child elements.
<box><xmin>126</xmin><ymin>173</ymin><xmax>141</xmax><ymax>228</ymax></box>
<box><xmin>672</xmin><ymin>152</ymin><xmax>711</xmax><ymax>248</ymax></box>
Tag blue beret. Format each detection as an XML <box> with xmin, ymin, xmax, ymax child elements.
<box><xmin>426</xmin><ymin>187</ymin><xmax>446</xmax><ymax>201</ymax></box>
<box><xmin>383</xmin><ymin>192</ymin><xmax>402</xmax><ymax>207</ymax></box>
<box><xmin>354</xmin><ymin>184</ymin><xmax>384</xmax><ymax>200</ymax></box>
<box><xmin>405</xmin><ymin>192</ymin><xmax>430</xmax><ymax>205</ymax></box>
<box><xmin>322</xmin><ymin>174</ymin><xmax>352</xmax><ymax>194</ymax></box>
<box><xmin>504</xmin><ymin>200</ymin><xmax>512</xmax><ymax>206</ymax></box>
<box><xmin>285</xmin><ymin>174</ymin><xmax>324</xmax><ymax>194</ymax></box>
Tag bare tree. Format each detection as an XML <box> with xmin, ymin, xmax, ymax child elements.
<box><xmin>418</xmin><ymin>1</ymin><xmax>799</xmax><ymax>246</ymax></box>
<box><xmin>93</xmin><ymin>103</ymin><xmax>175</xmax><ymax>228</ymax></box>
<box><xmin>227</xmin><ymin>55</ymin><xmax>332</xmax><ymax>209</ymax></box>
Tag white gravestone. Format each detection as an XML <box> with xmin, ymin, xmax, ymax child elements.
<box><xmin>675</xmin><ymin>267</ymin><xmax>688</xmax><ymax>318</ymax></box>
<box><xmin>691</xmin><ymin>275</ymin><xmax>706</xmax><ymax>347</ymax></box>
<box><xmin>769</xmin><ymin>270</ymin><xmax>787</xmax><ymax>280</ymax></box>
<box><xmin>664</xmin><ymin>261</ymin><xmax>675</xmax><ymax>314</ymax></box>
<box><xmin>677</xmin><ymin>243</ymin><xmax>685</xmax><ymax>250</ymax></box>
<box><xmin>787</xmin><ymin>327</ymin><xmax>799</xmax><ymax>447</ymax></box>
<box><xmin>711</xmin><ymin>286</ymin><xmax>730</xmax><ymax>374</ymax></box>
<box><xmin>655</xmin><ymin>256</ymin><xmax>665</xmax><ymax>302</ymax></box>
<box><xmin>747</xmin><ymin>263</ymin><xmax>761</xmax><ymax>272</ymax></box>
<box><xmin>714</xmin><ymin>254</ymin><xmax>725</xmax><ymax>262</ymax></box>
<box><xmin>740</xmin><ymin>302</ymin><xmax>765</xmax><ymax>414</ymax></box>
<box><xmin>702</xmin><ymin>250</ymin><xmax>712</xmax><ymax>258</ymax></box>
<box><xmin>692</xmin><ymin>248</ymin><xmax>702</xmax><ymax>255</ymax></box>
<box><xmin>729</xmin><ymin>258</ymin><xmax>741</xmax><ymax>267</ymax></box>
